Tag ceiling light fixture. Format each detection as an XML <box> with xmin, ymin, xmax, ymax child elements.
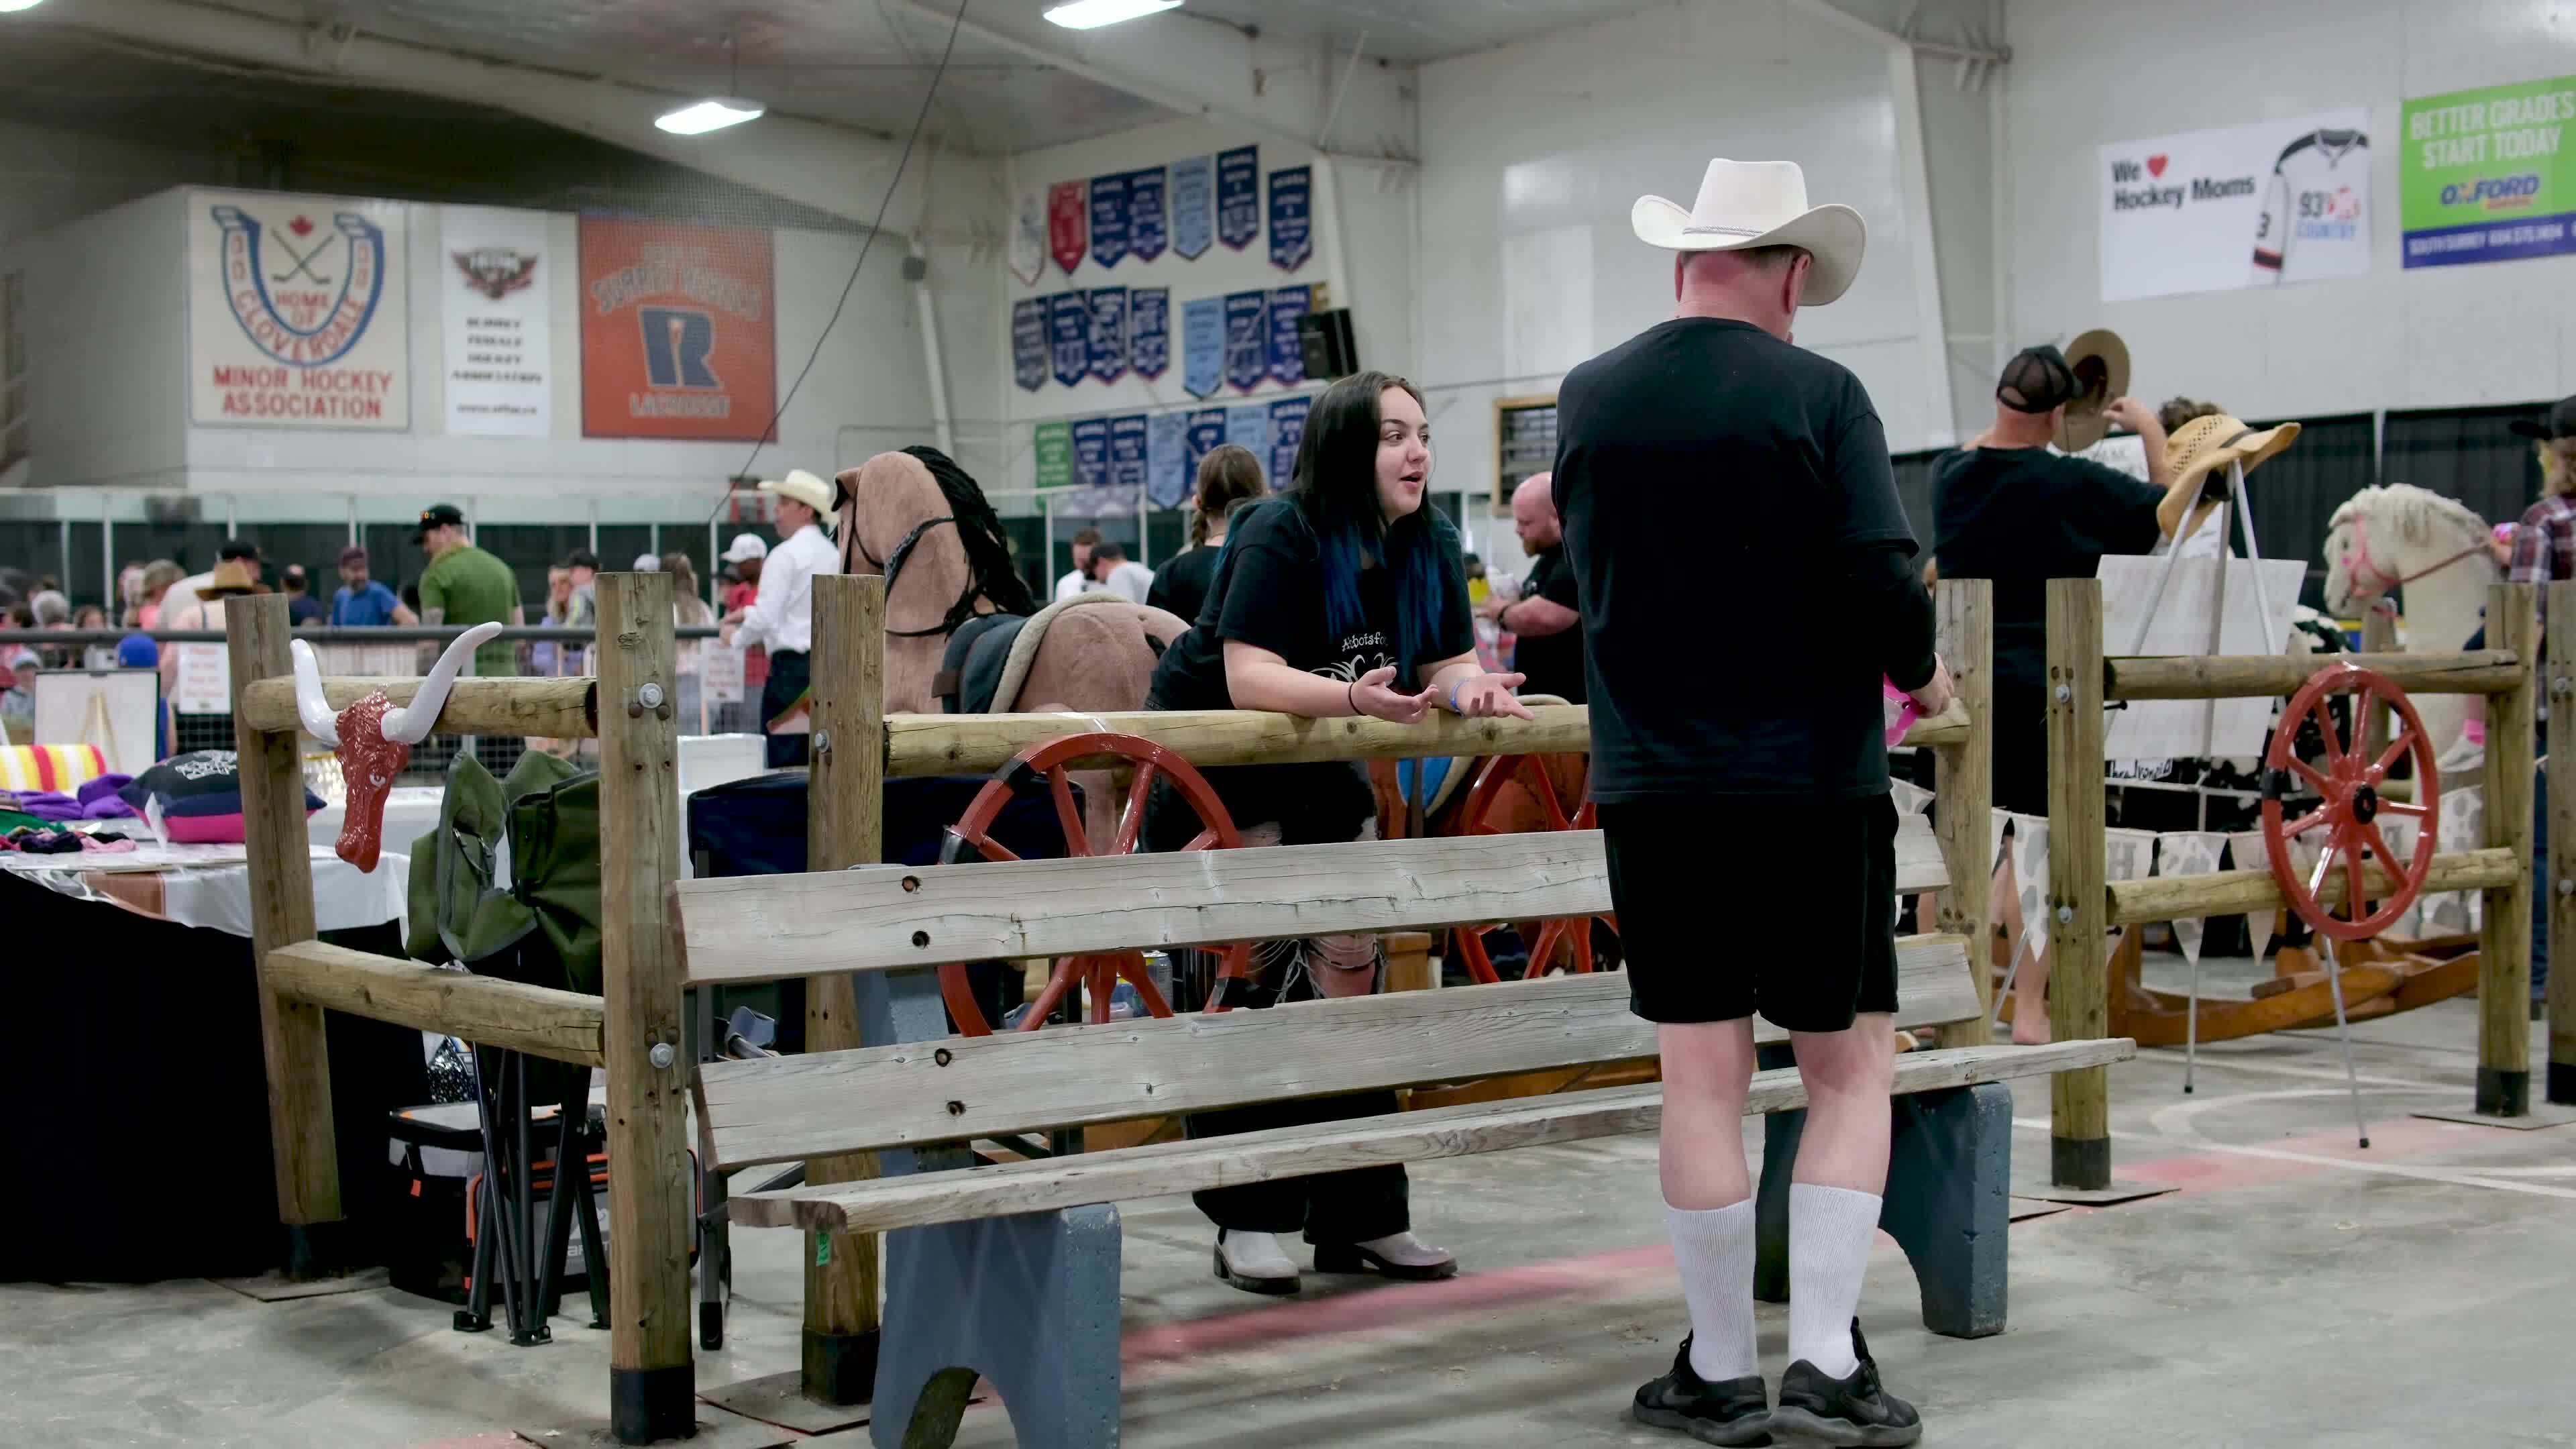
<box><xmin>655</xmin><ymin>97</ymin><xmax>765</xmax><ymax>135</ymax></box>
<box><xmin>0</xmin><ymin>0</ymin><xmax>51</xmax><ymax>13</ymax></box>
<box><xmin>1044</xmin><ymin>0</ymin><xmax>1183</xmax><ymax>30</ymax></box>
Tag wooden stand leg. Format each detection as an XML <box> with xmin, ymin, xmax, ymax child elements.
<box><xmin>1933</xmin><ymin>579</ymin><xmax>1994</xmax><ymax>1047</ymax></box>
<box><xmin>2483</xmin><ymin>583</ymin><xmax>2539</xmax><ymax>1116</ymax></box>
<box><xmin>596</xmin><ymin>573</ymin><xmax>694</xmax><ymax>1444</ymax></box>
<box><xmin>804</xmin><ymin>574</ymin><xmax>888</xmax><ymax>1405</ymax></box>
<box><xmin>2045</xmin><ymin>580</ymin><xmax>2110</xmax><ymax>1188</ymax></box>
<box><xmin>2546</xmin><ymin>584</ymin><xmax>2576</xmax><ymax>1106</ymax></box>
<box><xmin>229</xmin><ymin>594</ymin><xmax>343</xmax><ymax>1254</ymax></box>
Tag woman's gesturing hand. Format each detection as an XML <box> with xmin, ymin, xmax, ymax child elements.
<box><xmin>1449</xmin><ymin>672</ymin><xmax>1534</xmax><ymax>720</ymax></box>
<box><xmin>1351</xmin><ymin>666</ymin><xmax>1440</xmax><ymax>723</ymax></box>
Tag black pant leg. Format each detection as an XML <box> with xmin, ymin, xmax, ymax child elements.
<box><xmin>760</xmin><ymin>649</ymin><xmax>811</xmax><ymax>767</ymax></box>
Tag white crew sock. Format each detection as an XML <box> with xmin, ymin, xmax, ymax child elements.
<box><xmin>1664</xmin><ymin>1199</ymin><xmax>1759</xmax><ymax>1383</ymax></box>
<box><xmin>1787</xmin><ymin>1183</ymin><xmax>1882</xmax><ymax>1379</ymax></box>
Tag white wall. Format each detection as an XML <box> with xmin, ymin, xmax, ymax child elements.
<box><xmin>0</xmin><ymin>121</ymin><xmax>225</xmax><ymax>262</ymax></box>
<box><xmin>23</xmin><ymin>191</ymin><xmax>190</xmax><ymax>493</ymax></box>
<box><xmin>2005</xmin><ymin>0</ymin><xmax>2576</xmax><ymax>422</ymax></box>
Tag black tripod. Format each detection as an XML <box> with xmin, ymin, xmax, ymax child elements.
<box><xmin>452</xmin><ymin>1043</ymin><xmax>610</xmax><ymax>1346</ymax></box>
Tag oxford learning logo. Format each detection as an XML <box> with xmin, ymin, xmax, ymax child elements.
<box><xmin>453</xmin><ymin>247</ymin><xmax>539</xmax><ymax>301</ymax></box>
<box><xmin>211</xmin><ymin>204</ymin><xmax>390</xmax><ymax>366</ymax></box>
<box><xmin>2109</xmin><ymin>154</ymin><xmax>2257</xmax><ymax>211</ymax></box>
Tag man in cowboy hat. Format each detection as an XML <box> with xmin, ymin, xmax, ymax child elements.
<box><xmin>1556</xmin><ymin>157</ymin><xmax>1946</xmax><ymax>1446</ymax></box>
<box><xmin>722</xmin><ymin>468</ymin><xmax>841</xmax><ymax>767</ymax></box>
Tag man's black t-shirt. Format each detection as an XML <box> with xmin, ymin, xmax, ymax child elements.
<box><xmin>1147</xmin><ymin>497</ymin><xmax>1475</xmax><ymax>710</ymax></box>
<box><xmin>1509</xmin><ymin>544</ymin><xmax>1586</xmax><ymax>704</ymax></box>
<box><xmin>1555</xmin><ymin>317</ymin><xmax>1924</xmax><ymax>800</ymax></box>
<box><xmin>1144</xmin><ymin>543</ymin><xmax>1224</xmax><ymax>625</ymax></box>
<box><xmin>1930</xmin><ymin>446</ymin><xmax>2164</xmax><ymax>690</ymax></box>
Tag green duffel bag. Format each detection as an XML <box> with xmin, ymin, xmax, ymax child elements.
<box><xmin>406</xmin><ymin>750</ymin><xmax>603</xmax><ymax>995</ymax></box>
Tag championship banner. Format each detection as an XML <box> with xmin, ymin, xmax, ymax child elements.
<box><xmin>1108</xmin><ymin>414</ymin><xmax>1150</xmax><ymax>494</ymax></box>
<box><xmin>440</xmin><ymin>205</ymin><xmax>548</xmax><ymax>437</ymax></box>
<box><xmin>1049</xmin><ymin>180</ymin><xmax>1088</xmax><ymax>275</ymax></box>
<box><xmin>1181</xmin><ymin>295</ymin><xmax>1224</xmax><ymax>398</ymax></box>
<box><xmin>1185</xmin><ymin>407</ymin><xmax>1228</xmax><ymax>480</ymax></box>
<box><xmin>189</xmin><ymin>189</ymin><xmax>409</xmax><ymax>429</ymax></box>
<box><xmin>1147</xmin><ymin>411</ymin><xmax>1190</xmax><ymax>508</ymax></box>
<box><xmin>1126</xmin><ymin>167</ymin><xmax>1169</xmax><ymax>262</ymax></box>
<box><xmin>1226</xmin><ymin>403</ymin><xmax>1268</xmax><ymax>462</ymax></box>
<box><xmin>2098</xmin><ymin>107</ymin><xmax>2369</xmax><ymax>302</ymax></box>
<box><xmin>2402</xmin><ymin>76</ymin><xmax>2576</xmax><ymax>268</ymax></box>
<box><xmin>1267</xmin><ymin>284</ymin><xmax>1309</xmax><ymax>385</ymax></box>
<box><xmin>1268</xmin><ymin>165</ymin><xmax>1313</xmax><ymax>272</ymax></box>
<box><xmin>1010</xmin><ymin>187</ymin><xmax>1048</xmax><ymax>286</ymax></box>
<box><xmin>1086</xmin><ymin>286</ymin><xmax>1128</xmax><ymax>384</ymax></box>
<box><xmin>1223</xmin><ymin>290</ymin><xmax>1269</xmax><ymax>392</ymax></box>
<box><xmin>1267</xmin><ymin>394</ymin><xmax>1312</xmax><ymax>486</ymax></box>
<box><xmin>1217</xmin><ymin>146</ymin><xmax>1260</xmax><ymax>251</ymax></box>
<box><xmin>577</xmin><ymin>218</ymin><xmax>775</xmax><ymax>440</ymax></box>
<box><xmin>1049</xmin><ymin>292</ymin><xmax>1089</xmax><ymax>386</ymax></box>
<box><xmin>1129</xmin><ymin>287</ymin><xmax>1170</xmax><ymax>380</ymax></box>
<box><xmin>1011</xmin><ymin>297</ymin><xmax>1048</xmax><ymax>392</ymax></box>
<box><xmin>1089</xmin><ymin>171</ymin><xmax>1132</xmax><ymax>269</ymax></box>
<box><xmin>1170</xmin><ymin>155</ymin><xmax>1214</xmax><ymax>260</ymax></box>
<box><xmin>1034</xmin><ymin>421</ymin><xmax>1075</xmax><ymax>490</ymax></box>
<box><xmin>1070</xmin><ymin>417</ymin><xmax>1112</xmax><ymax>490</ymax></box>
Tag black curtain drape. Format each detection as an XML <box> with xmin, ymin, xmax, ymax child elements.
<box><xmin>2383</xmin><ymin>402</ymin><xmax>2553</xmax><ymax>534</ymax></box>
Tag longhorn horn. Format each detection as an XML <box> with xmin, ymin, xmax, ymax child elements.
<box><xmin>382</xmin><ymin>623</ymin><xmax>504</xmax><ymax>745</ymax></box>
<box><xmin>288</xmin><ymin>639</ymin><xmax>341</xmax><ymax>747</ymax></box>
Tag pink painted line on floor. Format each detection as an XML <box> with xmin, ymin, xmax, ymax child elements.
<box><xmin>400</xmin><ymin>1434</ymin><xmax>535</xmax><ymax>1449</ymax></box>
<box><xmin>2113</xmin><ymin>1112</ymin><xmax>2478</xmax><ymax>1195</ymax></box>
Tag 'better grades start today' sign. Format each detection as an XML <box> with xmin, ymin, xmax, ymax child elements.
<box><xmin>2402</xmin><ymin>75</ymin><xmax>2576</xmax><ymax>267</ymax></box>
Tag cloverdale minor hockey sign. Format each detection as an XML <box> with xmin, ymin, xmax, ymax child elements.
<box><xmin>189</xmin><ymin>189</ymin><xmax>411</xmax><ymax>429</ymax></box>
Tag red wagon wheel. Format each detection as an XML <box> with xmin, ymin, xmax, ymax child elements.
<box><xmin>939</xmin><ymin>732</ymin><xmax>1255</xmax><ymax>1034</ymax></box>
<box><xmin>2261</xmin><ymin>665</ymin><xmax>2442</xmax><ymax>942</ymax></box>
<box><xmin>1447</xmin><ymin>752</ymin><xmax>1619</xmax><ymax>984</ymax></box>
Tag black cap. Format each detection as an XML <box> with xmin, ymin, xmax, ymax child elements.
<box><xmin>413</xmin><ymin>502</ymin><xmax>466</xmax><ymax>541</ymax></box>
<box><xmin>2510</xmin><ymin>395</ymin><xmax>2576</xmax><ymax>441</ymax></box>
<box><xmin>1996</xmin><ymin>345</ymin><xmax>2080</xmax><ymax>414</ymax></box>
<box><xmin>566</xmin><ymin>549</ymin><xmax>600</xmax><ymax>571</ymax></box>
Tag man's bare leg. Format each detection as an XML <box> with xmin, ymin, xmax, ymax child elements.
<box><xmin>1658</xmin><ymin>1018</ymin><xmax>1761</xmax><ymax>1384</ymax></box>
<box><xmin>1783</xmin><ymin>1016</ymin><xmax>1896</xmax><ymax>1375</ymax></box>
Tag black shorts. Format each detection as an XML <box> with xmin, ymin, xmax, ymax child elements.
<box><xmin>1599</xmin><ymin>792</ymin><xmax>1900</xmax><ymax>1030</ymax></box>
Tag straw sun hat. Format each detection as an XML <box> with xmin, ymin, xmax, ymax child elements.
<box><xmin>2165</xmin><ymin>414</ymin><xmax>2300</xmax><ymax>492</ymax></box>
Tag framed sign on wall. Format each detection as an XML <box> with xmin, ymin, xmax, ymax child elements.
<box><xmin>1493</xmin><ymin>392</ymin><xmax>1558</xmax><ymax>517</ymax></box>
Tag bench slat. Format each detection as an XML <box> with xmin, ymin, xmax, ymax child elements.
<box><xmin>732</xmin><ymin>1038</ymin><xmax>2136</xmax><ymax>1235</ymax></box>
<box><xmin>697</xmin><ymin>936</ymin><xmax>1979</xmax><ymax>1169</ymax></box>
<box><xmin>675</xmin><ymin>813</ymin><xmax>1949</xmax><ymax>989</ymax></box>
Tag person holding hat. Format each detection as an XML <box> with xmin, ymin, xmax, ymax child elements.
<box><xmin>415</xmin><ymin>503</ymin><xmax>523</xmax><ymax>679</ymax></box>
<box><xmin>331</xmin><ymin>545</ymin><xmax>417</xmax><ymax>627</ymax></box>
<box><xmin>1561</xmin><ymin>157</ymin><xmax>1941</xmax><ymax>1447</ymax></box>
<box><xmin>721</xmin><ymin>468</ymin><xmax>841</xmax><ymax>767</ymax></box>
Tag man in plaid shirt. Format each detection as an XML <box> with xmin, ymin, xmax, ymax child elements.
<box><xmin>2503</xmin><ymin>396</ymin><xmax>2576</xmax><ymax>1023</ymax></box>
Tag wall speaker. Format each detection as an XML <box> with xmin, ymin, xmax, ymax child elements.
<box><xmin>1297</xmin><ymin>309</ymin><xmax>1358</xmax><ymax>381</ymax></box>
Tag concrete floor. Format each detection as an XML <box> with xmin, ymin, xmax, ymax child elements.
<box><xmin>8</xmin><ymin>955</ymin><xmax>2574</xmax><ymax>1449</ymax></box>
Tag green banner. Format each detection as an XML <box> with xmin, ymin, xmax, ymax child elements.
<box><xmin>2401</xmin><ymin>75</ymin><xmax>2576</xmax><ymax>267</ymax></box>
<box><xmin>1033</xmin><ymin>421</ymin><xmax>1074</xmax><ymax>490</ymax></box>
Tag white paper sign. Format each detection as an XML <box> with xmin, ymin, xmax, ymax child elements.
<box><xmin>2098</xmin><ymin>556</ymin><xmax>2308</xmax><ymax>761</ymax></box>
<box><xmin>172</xmin><ymin>643</ymin><xmax>231</xmax><ymax>715</ymax></box>
<box><xmin>2099</xmin><ymin>109</ymin><xmax>2371</xmax><ymax>301</ymax></box>
<box><xmin>441</xmin><ymin>206</ymin><xmax>550</xmax><ymax>437</ymax></box>
<box><xmin>190</xmin><ymin>189</ymin><xmax>409</xmax><ymax>429</ymax></box>
<box><xmin>700</xmin><ymin>642</ymin><xmax>746</xmax><ymax>705</ymax></box>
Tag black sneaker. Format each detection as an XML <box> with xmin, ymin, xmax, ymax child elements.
<box><xmin>1768</xmin><ymin>1320</ymin><xmax>1921</xmax><ymax>1447</ymax></box>
<box><xmin>1631</xmin><ymin>1334</ymin><xmax>1772</xmax><ymax>1446</ymax></box>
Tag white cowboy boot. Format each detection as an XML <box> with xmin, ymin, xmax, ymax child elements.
<box><xmin>1213</xmin><ymin>1230</ymin><xmax>1301</xmax><ymax>1295</ymax></box>
<box><xmin>1313</xmin><ymin>1230</ymin><xmax>1458</xmax><ymax>1282</ymax></box>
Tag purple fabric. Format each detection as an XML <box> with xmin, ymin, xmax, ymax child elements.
<box><xmin>76</xmin><ymin>774</ymin><xmax>137</xmax><ymax>819</ymax></box>
<box><xmin>0</xmin><ymin>777</ymin><xmax>137</xmax><ymax>821</ymax></box>
<box><xmin>0</xmin><ymin>790</ymin><xmax>85</xmax><ymax>822</ymax></box>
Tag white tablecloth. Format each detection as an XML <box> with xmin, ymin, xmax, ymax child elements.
<box><xmin>0</xmin><ymin>841</ymin><xmax>411</xmax><ymax>936</ymax></box>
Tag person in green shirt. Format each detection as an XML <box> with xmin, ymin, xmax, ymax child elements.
<box><xmin>414</xmin><ymin>502</ymin><xmax>524</xmax><ymax>677</ymax></box>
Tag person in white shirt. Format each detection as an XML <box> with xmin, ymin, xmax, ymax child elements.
<box><xmin>1054</xmin><ymin>527</ymin><xmax>1104</xmax><ymax>603</ymax></box>
<box><xmin>1086</xmin><ymin>540</ymin><xmax>1155</xmax><ymax>604</ymax></box>
<box><xmin>721</xmin><ymin>468</ymin><xmax>841</xmax><ymax>767</ymax></box>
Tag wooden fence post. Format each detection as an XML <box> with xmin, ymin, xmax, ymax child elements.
<box><xmin>802</xmin><ymin>574</ymin><xmax>888</xmax><ymax>1405</ymax></box>
<box><xmin>2359</xmin><ymin>604</ymin><xmax>2398</xmax><ymax>760</ymax></box>
<box><xmin>595</xmin><ymin>572</ymin><xmax>695</xmax><ymax>1443</ymax></box>
<box><xmin>2045</xmin><ymin>578</ymin><xmax>2110</xmax><ymax>1188</ymax></box>
<box><xmin>2550</xmin><ymin>582</ymin><xmax>2576</xmax><ymax>1106</ymax></box>
<box><xmin>1933</xmin><ymin>579</ymin><xmax>1994</xmax><ymax>1046</ymax></box>
<box><xmin>2479</xmin><ymin>582</ymin><xmax>2538</xmax><ymax>1117</ymax></box>
<box><xmin>229</xmin><ymin>592</ymin><xmax>343</xmax><ymax>1265</ymax></box>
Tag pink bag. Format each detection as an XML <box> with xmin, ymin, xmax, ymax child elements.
<box><xmin>1882</xmin><ymin>678</ymin><xmax>1921</xmax><ymax>747</ymax></box>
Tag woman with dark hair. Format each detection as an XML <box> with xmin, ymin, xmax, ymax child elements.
<box><xmin>1148</xmin><ymin>443</ymin><xmax>1269</xmax><ymax>623</ymax></box>
<box><xmin>1142</xmin><ymin>370</ymin><xmax>1532</xmax><ymax>1297</ymax></box>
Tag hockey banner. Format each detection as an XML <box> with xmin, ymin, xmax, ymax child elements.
<box><xmin>1011</xmin><ymin>297</ymin><xmax>1048</xmax><ymax>392</ymax></box>
<box><xmin>1086</xmin><ymin>286</ymin><xmax>1128</xmax><ymax>384</ymax></box>
<box><xmin>191</xmin><ymin>189</ymin><xmax>410</xmax><ymax>429</ymax></box>
<box><xmin>1267</xmin><ymin>165</ymin><xmax>1313</xmax><ymax>271</ymax></box>
<box><xmin>1089</xmin><ymin>171</ymin><xmax>1131</xmax><ymax>269</ymax></box>
<box><xmin>1108</xmin><ymin>414</ymin><xmax>1150</xmax><ymax>494</ymax></box>
<box><xmin>1048</xmin><ymin>180</ymin><xmax>1087</xmax><ymax>276</ymax></box>
<box><xmin>1129</xmin><ymin>286</ymin><xmax>1170</xmax><ymax>380</ymax></box>
<box><xmin>2097</xmin><ymin>108</ymin><xmax>2370</xmax><ymax>302</ymax></box>
<box><xmin>1267</xmin><ymin>394</ymin><xmax>1312</xmax><ymax>487</ymax></box>
<box><xmin>1217</xmin><ymin>146</ymin><xmax>1260</xmax><ymax>251</ymax></box>
<box><xmin>1147</xmin><ymin>411</ymin><xmax>1190</xmax><ymax>508</ymax></box>
<box><xmin>1267</xmin><ymin>284</ymin><xmax>1309</xmax><ymax>384</ymax></box>
<box><xmin>1049</xmin><ymin>292</ymin><xmax>1089</xmax><ymax>386</ymax></box>
<box><xmin>1185</xmin><ymin>407</ymin><xmax>1228</xmax><ymax>482</ymax></box>
<box><xmin>1182</xmin><ymin>295</ymin><xmax>1224</xmax><ymax>398</ymax></box>
<box><xmin>1223</xmin><ymin>290</ymin><xmax>1268</xmax><ymax>392</ymax></box>
<box><xmin>1170</xmin><ymin>155</ymin><xmax>1215</xmax><ymax>260</ymax></box>
<box><xmin>2402</xmin><ymin>76</ymin><xmax>2576</xmax><ymax>268</ymax></box>
<box><xmin>1126</xmin><ymin>166</ymin><xmax>1169</xmax><ymax>262</ymax></box>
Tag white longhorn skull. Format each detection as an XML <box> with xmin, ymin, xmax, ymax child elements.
<box><xmin>292</xmin><ymin>623</ymin><xmax>505</xmax><ymax>871</ymax></box>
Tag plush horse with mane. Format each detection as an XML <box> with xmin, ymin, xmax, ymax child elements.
<box><xmin>2322</xmin><ymin>482</ymin><xmax>2500</xmax><ymax>766</ymax></box>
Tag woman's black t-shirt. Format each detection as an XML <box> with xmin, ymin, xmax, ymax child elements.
<box><xmin>1144</xmin><ymin>543</ymin><xmax>1224</xmax><ymax>625</ymax></box>
<box><xmin>1146</xmin><ymin>497</ymin><xmax>1474</xmax><ymax>710</ymax></box>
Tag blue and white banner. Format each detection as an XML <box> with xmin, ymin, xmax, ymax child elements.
<box><xmin>1148</xmin><ymin>411</ymin><xmax>1190</xmax><ymax>509</ymax></box>
<box><xmin>1269</xmin><ymin>394</ymin><xmax>1313</xmax><ymax>485</ymax></box>
<box><xmin>1186</xmin><ymin>407</ymin><xmax>1228</xmax><ymax>481</ymax></box>
<box><xmin>1267</xmin><ymin>284</ymin><xmax>1309</xmax><ymax>385</ymax></box>
<box><xmin>1108</xmin><ymin>414</ymin><xmax>1150</xmax><ymax>494</ymax></box>
<box><xmin>1049</xmin><ymin>292</ymin><xmax>1089</xmax><ymax>387</ymax></box>
<box><xmin>1223</xmin><ymin>289</ymin><xmax>1269</xmax><ymax>392</ymax></box>
<box><xmin>1217</xmin><ymin>146</ymin><xmax>1260</xmax><ymax>251</ymax></box>
<box><xmin>1089</xmin><ymin>171</ymin><xmax>1132</xmax><ymax>268</ymax></box>
<box><xmin>1181</xmin><ymin>295</ymin><xmax>1224</xmax><ymax>398</ymax></box>
<box><xmin>1087</xmin><ymin>286</ymin><xmax>1128</xmax><ymax>384</ymax></box>
<box><xmin>1071</xmin><ymin>416</ymin><xmax>1111</xmax><ymax>489</ymax></box>
<box><xmin>1129</xmin><ymin>286</ymin><xmax>1170</xmax><ymax>380</ymax></box>
<box><xmin>1126</xmin><ymin>167</ymin><xmax>1169</xmax><ymax>263</ymax></box>
<box><xmin>1226</xmin><ymin>402</ymin><xmax>1269</xmax><ymax>463</ymax></box>
<box><xmin>1268</xmin><ymin>165</ymin><xmax>1313</xmax><ymax>271</ymax></box>
<box><xmin>1011</xmin><ymin>297</ymin><xmax>1048</xmax><ymax>392</ymax></box>
<box><xmin>1170</xmin><ymin>155</ymin><xmax>1215</xmax><ymax>260</ymax></box>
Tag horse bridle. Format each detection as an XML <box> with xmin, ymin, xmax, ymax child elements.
<box><xmin>849</xmin><ymin>512</ymin><xmax>1002</xmax><ymax>639</ymax></box>
<box><xmin>2339</xmin><ymin>513</ymin><xmax>2490</xmax><ymax>600</ymax></box>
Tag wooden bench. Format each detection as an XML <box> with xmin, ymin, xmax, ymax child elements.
<box><xmin>676</xmin><ymin>808</ymin><xmax>2134</xmax><ymax>1449</ymax></box>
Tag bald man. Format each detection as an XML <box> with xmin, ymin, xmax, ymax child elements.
<box><xmin>1480</xmin><ymin>472</ymin><xmax>1586</xmax><ymax>702</ymax></box>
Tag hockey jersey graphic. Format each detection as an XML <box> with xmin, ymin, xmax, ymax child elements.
<box><xmin>2252</xmin><ymin>128</ymin><xmax>2369</xmax><ymax>284</ymax></box>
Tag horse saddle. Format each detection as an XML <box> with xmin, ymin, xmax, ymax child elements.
<box><xmin>934</xmin><ymin>610</ymin><xmax>1028</xmax><ymax>715</ymax></box>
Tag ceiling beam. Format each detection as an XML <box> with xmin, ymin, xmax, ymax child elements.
<box><xmin>1780</xmin><ymin>0</ymin><xmax>2010</xmax><ymax>64</ymax></box>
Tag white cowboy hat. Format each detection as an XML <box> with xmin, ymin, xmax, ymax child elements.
<box><xmin>1631</xmin><ymin>158</ymin><xmax>1867</xmax><ymax>305</ymax></box>
<box><xmin>757</xmin><ymin>468</ymin><xmax>835</xmax><ymax>516</ymax></box>
<box><xmin>721</xmin><ymin>533</ymin><xmax>768</xmax><ymax>563</ymax></box>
